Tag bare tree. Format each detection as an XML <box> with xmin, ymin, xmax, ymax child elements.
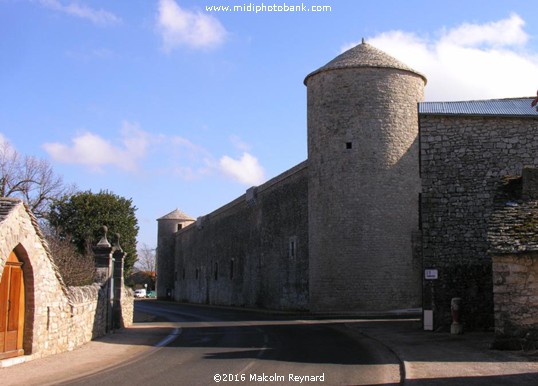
<box><xmin>42</xmin><ymin>225</ymin><xmax>96</xmax><ymax>287</ymax></box>
<box><xmin>137</xmin><ymin>243</ymin><xmax>156</xmax><ymax>272</ymax></box>
<box><xmin>130</xmin><ymin>243</ymin><xmax>156</xmax><ymax>291</ymax></box>
<box><xmin>0</xmin><ymin>137</ymin><xmax>75</xmax><ymax>218</ymax></box>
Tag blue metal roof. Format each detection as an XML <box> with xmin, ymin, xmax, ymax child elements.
<box><xmin>419</xmin><ymin>98</ymin><xmax>538</xmax><ymax>117</ymax></box>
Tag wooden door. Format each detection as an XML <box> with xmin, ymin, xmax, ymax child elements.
<box><xmin>0</xmin><ymin>251</ymin><xmax>25</xmax><ymax>360</ymax></box>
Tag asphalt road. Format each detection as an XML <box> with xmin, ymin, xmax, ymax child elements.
<box><xmin>62</xmin><ymin>301</ymin><xmax>402</xmax><ymax>386</ymax></box>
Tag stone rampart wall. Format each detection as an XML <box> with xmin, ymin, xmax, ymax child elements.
<box><xmin>420</xmin><ymin>115</ymin><xmax>538</xmax><ymax>329</ymax></box>
<box><xmin>173</xmin><ymin>161</ymin><xmax>309</xmax><ymax>310</ymax></box>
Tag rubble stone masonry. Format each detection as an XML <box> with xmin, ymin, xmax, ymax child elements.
<box><xmin>420</xmin><ymin>115</ymin><xmax>538</xmax><ymax>329</ymax></box>
<box><xmin>492</xmin><ymin>253</ymin><xmax>538</xmax><ymax>349</ymax></box>
<box><xmin>306</xmin><ymin>66</ymin><xmax>424</xmax><ymax>312</ymax></box>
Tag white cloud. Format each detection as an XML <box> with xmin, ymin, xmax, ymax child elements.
<box><xmin>219</xmin><ymin>152</ymin><xmax>265</xmax><ymax>186</ymax></box>
<box><xmin>43</xmin><ymin>121</ymin><xmax>149</xmax><ymax>172</ymax></box>
<box><xmin>38</xmin><ymin>0</ymin><xmax>121</xmax><ymax>26</ymax></box>
<box><xmin>441</xmin><ymin>14</ymin><xmax>527</xmax><ymax>47</ymax></box>
<box><xmin>42</xmin><ymin>123</ymin><xmax>265</xmax><ymax>185</ymax></box>
<box><xmin>156</xmin><ymin>0</ymin><xmax>227</xmax><ymax>51</ymax></box>
<box><xmin>343</xmin><ymin>14</ymin><xmax>538</xmax><ymax>101</ymax></box>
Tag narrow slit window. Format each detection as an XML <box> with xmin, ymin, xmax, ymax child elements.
<box><xmin>289</xmin><ymin>236</ymin><xmax>297</xmax><ymax>258</ymax></box>
<box><xmin>346</xmin><ymin>142</ymin><xmax>353</xmax><ymax>149</ymax></box>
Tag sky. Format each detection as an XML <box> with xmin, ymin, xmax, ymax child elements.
<box><xmin>1</xmin><ymin>0</ymin><xmax>538</xmax><ymax>250</ymax></box>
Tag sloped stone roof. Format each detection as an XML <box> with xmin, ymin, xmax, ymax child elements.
<box><xmin>0</xmin><ymin>197</ymin><xmax>70</xmax><ymax>296</ymax></box>
<box><xmin>488</xmin><ymin>201</ymin><xmax>538</xmax><ymax>254</ymax></box>
<box><xmin>0</xmin><ymin>197</ymin><xmax>22</xmax><ymax>223</ymax></box>
<box><xmin>157</xmin><ymin>208</ymin><xmax>194</xmax><ymax>221</ymax></box>
<box><xmin>304</xmin><ymin>40</ymin><xmax>427</xmax><ymax>85</ymax></box>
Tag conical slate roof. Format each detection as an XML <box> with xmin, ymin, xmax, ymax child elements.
<box><xmin>304</xmin><ymin>39</ymin><xmax>427</xmax><ymax>85</ymax></box>
<box><xmin>157</xmin><ymin>208</ymin><xmax>194</xmax><ymax>221</ymax></box>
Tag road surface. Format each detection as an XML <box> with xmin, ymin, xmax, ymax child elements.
<box><xmin>63</xmin><ymin>301</ymin><xmax>402</xmax><ymax>385</ymax></box>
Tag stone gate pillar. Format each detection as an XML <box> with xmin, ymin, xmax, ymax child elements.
<box><xmin>112</xmin><ymin>233</ymin><xmax>126</xmax><ymax>329</ymax></box>
<box><xmin>92</xmin><ymin>226</ymin><xmax>114</xmax><ymax>333</ymax></box>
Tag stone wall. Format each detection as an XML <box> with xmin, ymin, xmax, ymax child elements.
<box><xmin>420</xmin><ymin>115</ymin><xmax>538</xmax><ymax>329</ymax></box>
<box><xmin>65</xmin><ymin>284</ymin><xmax>107</xmax><ymax>352</ymax></box>
<box><xmin>40</xmin><ymin>281</ymin><xmax>133</xmax><ymax>357</ymax></box>
<box><xmin>0</xmin><ymin>198</ymin><xmax>133</xmax><ymax>361</ymax></box>
<box><xmin>32</xmin><ymin>282</ymin><xmax>133</xmax><ymax>358</ymax></box>
<box><xmin>488</xmin><ymin>193</ymin><xmax>538</xmax><ymax>349</ymax></box>
<box><xmin>491</xmin><ymin>253</ymin><xmax>538</xmax><ymax>349</ymax></box>
<box><xmin>121</xmin><ymin>286</ymin><xmax>134</xmax><ymax>328</ymax></box>
<box><xmin>173</xmin><ymin>161</ymin><xmax>309</xmax><ymax>310</ymax></box>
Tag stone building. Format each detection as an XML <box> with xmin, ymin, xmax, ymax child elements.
<box><xmin>489</xmin><ymin>168</ymin><xmax>538</xmax><ymax>348</ymax></box>
<box><xmin>157</xmin><ymin>41</ymin><xmax>538</xmax><ymax>329</ymax></box>
<box><xmin>420</xmin><ymin>100</ymin><xmax>538</xmax><ymax>329</ymax></box>
<box><xmin>0</xmin><ymin>198</ymin><xmax>133</xmax><ymax>365</ymax></box>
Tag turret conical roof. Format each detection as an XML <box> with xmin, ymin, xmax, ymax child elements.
<box><xmin>304</xmin><ymin>39</ymin><xmax>427</xmax><ymax>85</ymax></box>
<box><xmin>157</xmin><ymin>208</ymin><xmax>194</xmax><ymax>221</ymax></box>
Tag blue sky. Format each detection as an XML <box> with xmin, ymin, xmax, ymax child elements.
<box><xmin>1</xmin><ymin>0</ymin><xmax>538</xmax><ymax>250</ymax></box>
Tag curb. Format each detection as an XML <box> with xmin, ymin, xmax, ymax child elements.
<box><xmin>346</xmin><ymin>325</ymin><xmax>407</xmax><ymax>386</ymax></box>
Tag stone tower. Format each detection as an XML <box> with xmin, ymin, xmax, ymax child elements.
<box><xmin>305</xmin><ymin>40</ymin><xmax>427</xmax><ymax>312</ymax></box>
<box><xmin>156</xmin><ymin>208</ymin><xmax>195</xmax><ymax>299</ymax></box>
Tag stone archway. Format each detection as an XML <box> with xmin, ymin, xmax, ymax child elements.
<box><xmin>0</xmin><ymin>250</ymin><xmax>25</xmax><ymax>360</ymax></box>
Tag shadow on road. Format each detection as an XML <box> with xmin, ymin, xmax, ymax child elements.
<box><xmin>124</xmin><ymin>300</ymin><xmax>538</xmax><ymax>385</ymax></box>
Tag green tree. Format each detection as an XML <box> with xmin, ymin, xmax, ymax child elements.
<box><xmin>48</xmin><ymin>190</ymin><xmax>139</xmax><ymax>276</ymax></box>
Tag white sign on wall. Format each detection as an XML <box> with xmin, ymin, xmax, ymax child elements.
<box><xmin>424</xmin><ymin>269</ymin><xmax>438</xmax><ymax>280</ymax></box>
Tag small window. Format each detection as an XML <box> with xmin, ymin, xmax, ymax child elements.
<box><xmin>195</xmin><ymin>268</ymin><xmax>199</xmax><ymax>280</ymax></box>
<box><xmin>418</xmin><ymin>193</ymin><xmax>422</xmax><ymax>230</ymax></box>
<box><xmin>214</xmin><ymin>262</ymin><xmax>219</xmax><ymax>281</ymax></box>
<box><xmin>346</xmin><ymin>142</ymin><xmax>353</xmax><ymax>149</ymax></box>
<box><xmin>288</xmin><ymin>236</ymin><xmax>297</xmax><ymax>258</ymax></box>
<box><xmin>177</xmin><ymin>223</ymin><xmax>183</xmax><ymax>231</ymax></box>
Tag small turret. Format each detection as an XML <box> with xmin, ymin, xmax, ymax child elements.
<box><xmin>157</xmin><ymin>208</ymin><xmax>195</xmax><ymax>235</ymax></box>
<box><xmin>156</xmin><ymin>209</ymin><xmax>194</xmax><ymax>299</ymax></box>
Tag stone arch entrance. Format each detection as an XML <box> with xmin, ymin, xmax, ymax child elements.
<box><xmin>0</xmin><ymin>250</ymin><xmax>25</xmax><ymax>360</ymax></box>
